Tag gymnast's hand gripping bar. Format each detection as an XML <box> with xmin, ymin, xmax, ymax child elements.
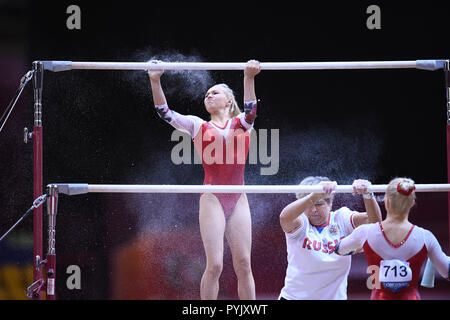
<box><xmin>50</xmin><ymin>183</ymin><xmax>450</xmax><ymax>195</ymax></box>
<box><xmin>38</xmin><ymin>60</ymin><xmax>447</xmax><ymax>72</ymax></box>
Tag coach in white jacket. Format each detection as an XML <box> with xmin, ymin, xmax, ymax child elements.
<box><xmin>279</xmin><ymin>176</ymin><xmax>382</xmax><ymax>300</ymax></box>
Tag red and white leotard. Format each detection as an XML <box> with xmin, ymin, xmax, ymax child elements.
<box><xmin>337</xmin><ymin>222</ymin><xmax>450</xmax><ymax>300</ymax></box>
<box><xmin>155</xmin><ymin>101</ymin><xmax>257</xmax><ymax>217</ymax></box>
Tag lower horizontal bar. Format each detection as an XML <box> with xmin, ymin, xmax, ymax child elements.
<box><xmin>50</xmin><ymin>183</ymin><xmax>450</xmax><ymax>195</ymax></box>
<box><xmin>40</xmin><ymin>60</ymin><xmax>447</xmax><ymax>72</ymax></box>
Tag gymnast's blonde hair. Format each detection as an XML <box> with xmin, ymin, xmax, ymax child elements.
<box><xmin>384</xmin><ymin>177</ymin><xmax>416</xmax><ymax>213</ymax></box>
<box><xmin>216</xmin><ymin>83</ymin><xmax>241</xmax><ymax>118</ymax></box>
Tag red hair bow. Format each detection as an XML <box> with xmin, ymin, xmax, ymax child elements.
<box><xmin>397</xmin><ymin>182</ymin><xmax>416</xmax><ymax>196</ymax></box>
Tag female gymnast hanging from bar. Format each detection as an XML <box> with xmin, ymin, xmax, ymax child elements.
<box><xmin>147</xmin><ymin>59</ymin><xmax>260</xmax><ymax>300</ymax></box>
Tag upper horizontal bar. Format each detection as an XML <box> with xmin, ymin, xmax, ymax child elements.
<box><xmin>50</xmin><ymin>183</ymin><xmax>450</xmax><ymax>195</ymax></box>
<box><xmin>40</xmin><ymin>60</ymin><xmax>447</xmax><ymax>72</ymax></box>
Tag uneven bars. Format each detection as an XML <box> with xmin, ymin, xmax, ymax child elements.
<box><xmin>40</xmin><ymin>60</ymin><xmax>447</xmax><ymax>72</ymax></box>
<box><xmin>51</xmin><ymin>183</ymin><xmax>450</xmax><ymax>196</ymax></box>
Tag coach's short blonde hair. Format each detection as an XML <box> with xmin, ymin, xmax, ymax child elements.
<box><xmin>296</xmin><ymin>176</ymin><xmax>333</xmax><ymax>204</ymax></box>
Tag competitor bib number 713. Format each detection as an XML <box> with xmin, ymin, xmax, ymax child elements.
<box><xmin>379</xmin><ymin>259</ymin><xmax>412</xmax><ymax>292</ymax></box>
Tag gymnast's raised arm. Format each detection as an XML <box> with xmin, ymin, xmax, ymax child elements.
<box><xmin>148</xmin><ymin>61</ymin><xmax>167</xmax><ymax>107</ymax></box>
<box><xmin>239</xmin><ymin>60</ymin><xmax>260</xmax><ymax>127</ymax></box>
<box><xmin>147</xmin><ymin>60</ymin><xmax>203</xmax><ymax>138</ymax></box>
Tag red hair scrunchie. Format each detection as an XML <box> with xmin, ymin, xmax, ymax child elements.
<box><xmin>397</xmin><ymin>182</ymin><xmax>416</xmax><ymax>196</ymax></box>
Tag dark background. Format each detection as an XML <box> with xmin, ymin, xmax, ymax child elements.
<box><xmin>0</xmin><ymin>0</ymin><xmax>449</xmax><ymax>300</ymax></box>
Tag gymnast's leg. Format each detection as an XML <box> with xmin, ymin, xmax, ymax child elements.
<box><xmin>199</xmin><ymin>193</ymin><xmax>226</xmax><ymax>300</ymax></box>
<box><xmin>225</xmin><ymin>193</ymin><xmax>256</xmax><ymax>300</ymax></box>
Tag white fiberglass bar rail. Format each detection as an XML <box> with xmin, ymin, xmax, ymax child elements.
<box><xmin>51</xmin><ymin>183</ymin><xmax>450</xmax><ymax>196</ymax></box>
<box><xmin>40</xmin><ymin>60</ymin><xmax>447</xmax><ymax>72</ymax></box>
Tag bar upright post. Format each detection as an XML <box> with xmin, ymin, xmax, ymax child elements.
<box><xmin>445</xmin><ymin>60</ymin><xmax>450</xmax><ymax>250</ymax></box>
<box><xmin>32</xmin><ymin>61</ymin><xmax>44</xmax><ymax>299</ymax></box>
<box><xmin>46</xmin><ymin>184</ymin><xmax>58</xmax><ymax>300</ymax></box>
